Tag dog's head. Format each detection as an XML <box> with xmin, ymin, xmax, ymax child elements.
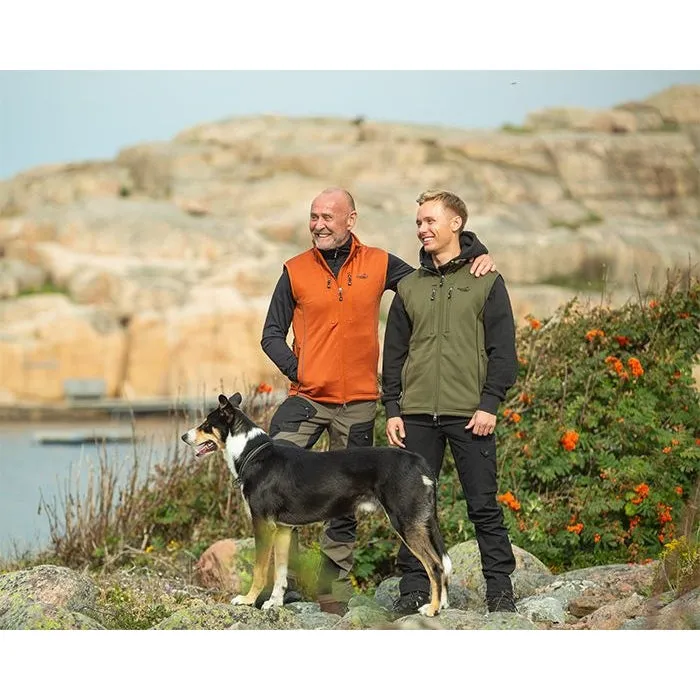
<box><xmin>181</xmin><ymin>393</ymin><xmax>242</xmax><ymax>458</ymax></box>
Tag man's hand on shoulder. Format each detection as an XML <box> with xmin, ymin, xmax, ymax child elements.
<box><xmin>469</xmin><ymin>254</ymin><xmax>497</xmax><ymax>278</ymax></box>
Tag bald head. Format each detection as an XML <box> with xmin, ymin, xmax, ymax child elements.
<box><xmin>315</xmin><ymin>188</ymin><xmax>356</xmax><ymax>211</ymax></box>
<box><xmin>309</xmin><ymin>188</ymin><xmax>357</xmax><ymax>251</ymax></box>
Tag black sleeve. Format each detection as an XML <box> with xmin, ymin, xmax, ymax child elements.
<box><xmin>260</xmin><ymin>268</ymin><xmax>298</xmax><ymax>383</ymax></box>
<box><xmin>385</xmin><ymin>254</ymin><xmax>415</xmax><ymax>292</ymax></box>
<box><xmin>479</xmin><ymin>276</ymin><xmax>519</xmax><ymax>415</ymax></box>
<box><xmin>381</xmin><ymin>293</ymin><xmax>412</xmax><ymax>418</ymax></box>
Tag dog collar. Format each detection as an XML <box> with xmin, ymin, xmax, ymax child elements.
<box><xmin>237</xmin><ymin>440</ymin><xmax>273</xmax><ymax>475</ymax></box>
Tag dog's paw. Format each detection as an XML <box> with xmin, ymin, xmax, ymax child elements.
<box><xmin>418</xmin><ymin>603</ymin><xmax>437</xmax><ymax>617</ymax></box>
<box><xmin>231</xmin><ymin>595</ymin><xmax>250</xmax><ymax>606</ymax></box>
<box><xmin>261</xmin><ymin>597</ymin><xmax>283</xmax><ymax>611</ymax></box>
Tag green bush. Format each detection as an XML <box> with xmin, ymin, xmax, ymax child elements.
<box><xmin>491</xmin><ymin>274</ymin><xmax>699</xmax><ymax>572</ymax></box>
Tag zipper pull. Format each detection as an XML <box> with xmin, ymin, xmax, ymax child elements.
<box><xmin>327</xmin><ymin>278</ymin><xmax>331</xmax><ymax>289</ymax></box>
<box><xmin>348</xmin><ymin>274</ymin><xmax>352</xmax><ymax>286</ymax></box>
<box><xmin>338</xmin><ymin>288</ymin><xmax>343</xmax><ymax>301</ymax></box>
<box><xmin>448</xmin><ymin>287</ymin><xmax>453</xmax><ymax>299</ymax></box>
<box><xmin>433</xmin><ymin>413</ymin><xmax>438</xmax><ymax>426</ymax></box>
<box><xmin>439</xmin><ymin>275</ymin><xmax>444</xmax><ymax>287</ymax></box>
<box><xmin>430</xmin><ymin>288</ymin><xmax>436</xmax><ymax>301</ymax></box>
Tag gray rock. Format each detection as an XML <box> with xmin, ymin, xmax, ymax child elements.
<box><xmin>516</xmin><ymin>596</ymin><xmax>568</xmax><ymax>625</ymax></box>
<box><xmin>154</xmin><ymin>602</ymin><xmax>303</xmax><ymax>630</ymax></box>
<box><xmin>0</xmin><ymin>565</ymin><xmax>104</xmax><ymax>630</ymax></box>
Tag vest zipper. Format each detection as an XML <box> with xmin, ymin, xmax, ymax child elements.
<box><xmin>434</xmin><ymin>273</ymin><xmax>446</xmax><ymax>419</ymax></box>
<box><xmin>445</xmin><ymin>286</ymin><xmax>453</xmax><ymax>333</ymax></box>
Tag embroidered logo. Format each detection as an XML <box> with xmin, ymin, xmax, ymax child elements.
<box><xmin>457</xmin><ymin>286</ymin><xmax>471</xmax><ymax>292</ymax></box>
<box><xmin>357</xmin><ymin>273</ymin><xmax>369</xmax><ymax>279</ymax></box>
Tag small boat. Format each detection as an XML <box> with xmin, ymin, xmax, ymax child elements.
<box><xmin>32</xmin><ymin>428</ymin><xmax>136</xmax><ymax>445</ymax></box>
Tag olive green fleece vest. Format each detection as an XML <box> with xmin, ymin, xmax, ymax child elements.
<box><xmin>397</xmin><ymin>264</ymin><xmax>497</xmax><ymax>418</ymax></box>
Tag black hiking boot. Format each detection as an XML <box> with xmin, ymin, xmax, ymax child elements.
<box><xmin>486</xmin><ymin>590</ymin><xmax>518</xmax><ymax>613</ymax></box>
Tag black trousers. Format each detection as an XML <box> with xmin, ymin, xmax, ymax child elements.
<box><xmin>397</xmin><ymin>415</ymin><xmax>516</xmax><ymax>597</ymax></box>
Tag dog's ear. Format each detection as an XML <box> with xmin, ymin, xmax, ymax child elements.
<box><xmin>218</xmin><ymin>394</ymin><xmax>237</xmax><ymax>422</ymax></box>
<box><xmin>228</xmin><ymin>392</ymin><xmax>242</xmax><ymax>407</ymax></box>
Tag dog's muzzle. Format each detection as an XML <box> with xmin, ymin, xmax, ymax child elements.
<box><xmin>194</xmin><ymin>440</ymin><xmax>217</xmax><ymax>458</ymax></box>
<box><xmin>181</xmin><ymin>432</ymin><xmax>218</xmax><ymax>458</ymax></box>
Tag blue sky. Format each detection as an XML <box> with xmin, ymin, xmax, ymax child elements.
<box><xmin>1</xmin><ymin>70</ymin><xmax>698</xmax><ymax>180</ymax></box>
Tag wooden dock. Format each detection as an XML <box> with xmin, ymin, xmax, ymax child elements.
<box><xmin>33</xmin><ymin>427</ymin><xmax>137</xmax><ymax>445</ymax></box>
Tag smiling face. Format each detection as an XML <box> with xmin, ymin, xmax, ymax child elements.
<box><xmin>309</xmin><ymin>190</ymin><xmax>356</xmax><ymax>251</ymax></box>
<box><xmin>415</xmin><ymin>199</ymin><xmax>463</xmax><ymax>265</ymax></box>
<box><xmin>181</xmin><ymin>393</ymin><xmax>240</xmax><ymax>458</ymax></box>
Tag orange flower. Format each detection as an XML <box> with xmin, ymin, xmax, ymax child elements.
<box><xmin>255</xmin><ymin>382</ymin><xmax>273</xmax><ymax>394</ymax></box>
<box><xmin>678</xmin><ymin>312</ymin><xmax>690</xmax><ymax>319</ymax></box>
<box><xmin>649</xmin><ymin>300</ymin><xmax>658</xmax><ymax>309</ymax></box>
<box><xmin>634</xmin><ymin>483</ymin><xmax>650</xmax><ymax>499</ymax></box>
<box><xmin>662</xmin><ymin>446</ymin><xmax>672</xmax><ymax>454</ymax></box>
<box><xmin>560</xmin><ymin>429</ymin><xmax>580</xmax><ymax>451</ymax></box>
<box><xmin>627</xmin><ymin>357</ymin><xmax>644</xmax><ymax>378</ymax></box>
<box><xmin>497</xmin><ymin>491</ymin><xmax>522</xmax><ymax>512</ymax></box>
<box><xmin>567</xmin><ymin>522</ymin><xmax>584</xmax><ymax>535</ymax></box>
<box><xmin>614</xmin><ymin>335</ymin><xmax>630</xmax><ymax>348</ymax></box>
<box><xmin>522</xmin><ymin>444</ymin><xmax>532</xmax><ymax>457</ymax></box>
<box><xmin>696</xmin><ymin>438</ymin><xmax>700</xmax><ymax>446</ymax></box>
<box><xmin>585</xmin><ymin>329</ymin><xmax>605</xmax><ymax>342</ymax></box>
<box><xmin>519</xmin><ymin>392</ymin><xmax>532</xmax><ymax>405</ymax></box>
<box><xmin>510</xmin><ymin>412</ymin><xmax>521</xmax><ymax>424</ymax></box>
<box><xmin>529</xmin><ymin>318</ymin><xmax>541</xmax><ymax>330</ymax></box>
<box><xmin>515</xmin><ymin>431</ymin><xmax>526</xmax><ymax>440</ymax></box>
<box><xmin>675</xmin><ymin>486</ymin><xmax>683</xmax><ymax>496</ymax></box>
<box><xmin>657</xmin><ymin>504</ymin><xmax>673</xmax><ymax>524</ymax></box>
<box><xmin>629</xmin><ymin>516</ymin><xmax>641</xmax><ymax>533</ymax></box>
<box><xmin>503</xmin><ymin>408</ymin><xmax>513</xmax><ymax>418</ymax></box>
<box><xmin>594</xmin><ymin>533</ymin><xmax>601</xmax><ymax>544</ymax></box>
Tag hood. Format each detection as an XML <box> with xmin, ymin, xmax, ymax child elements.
<box><xmin>419</xmin><ymin>230</ymin><xmax>486</xmax><ymax>274</ymax></box>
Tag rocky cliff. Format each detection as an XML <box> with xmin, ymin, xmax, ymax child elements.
<box><xmin>1</xmin><ymin>85</ymin><xmax>699</xmax><ymax>403</ymax></box>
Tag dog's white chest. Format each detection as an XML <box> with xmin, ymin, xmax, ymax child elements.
<box><xmin>225</xmin><ymin>428</ymin><xmax>265</xmax><ymax>478</ymax></box>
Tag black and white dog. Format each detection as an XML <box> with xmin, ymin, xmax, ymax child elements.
<box><xmin>182</xmin><ymin>393</ymin><xmax>451</xmax><ymax>617</ymax></box>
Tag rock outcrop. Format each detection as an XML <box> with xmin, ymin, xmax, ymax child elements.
<box><xmin>1</xmin><ymin>85</ymin><xmax>698</xmax><ymax>403</ymax></box>
<box><xmin>1</xmin><ymin>539</ymin><xmax>696</xmax><ymax>630</ymax></box>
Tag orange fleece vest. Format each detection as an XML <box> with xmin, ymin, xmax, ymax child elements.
<box><xmin>285</xmin><ymin>234</ymin><xmax>388</xmax><ymax>404</ymax></box>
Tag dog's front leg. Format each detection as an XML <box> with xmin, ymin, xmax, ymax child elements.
<box><xmin>232</xmin><ymin>519</ymin><xmax>275</xmax><ymax>606</ymax></box>
<box><xmin>262</xmin><ymin>525</ymin><xmax>294</xmax><ymax>610</ymax></box>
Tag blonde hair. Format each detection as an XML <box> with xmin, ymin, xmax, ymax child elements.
<box><xmin>416</xmin><ymin>190</ymin><xmax>468</xmax><ymax>230</ymax></box>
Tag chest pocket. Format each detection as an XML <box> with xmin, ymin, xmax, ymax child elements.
<box><xmin>445</xmin><ymin>284</ymin><xmax>472</xmax><ymax>334</ymax></box>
